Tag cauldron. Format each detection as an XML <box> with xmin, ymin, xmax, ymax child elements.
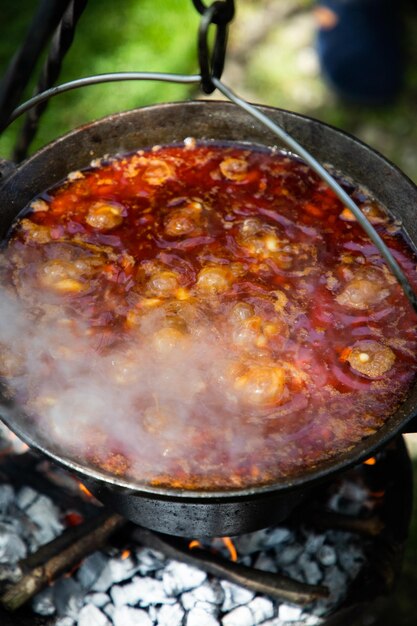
<box><xmin>0</xmin><ymin>101</ymin><xmax>416</xmax><ymax>536</ymax></box>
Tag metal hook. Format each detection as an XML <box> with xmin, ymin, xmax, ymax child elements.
<box><xmin>195</xmin><ymin>0</ymin><xmax>235</xmax><ymax>94</ymax></box>
<box><xmin>197</xmin><ymin>3</ymin><xmax>229</xmax><ymax>93</ymax></box>
<box><xmin>192</xmin><ymin>0</ymin><xmax>235</xmax><ymax>25</ymax></box>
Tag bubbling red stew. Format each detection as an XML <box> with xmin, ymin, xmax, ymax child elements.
<box><xmin>1</xmin><ymin>141</ymin><xmax>417</xmax><ymax>490</ymax></box>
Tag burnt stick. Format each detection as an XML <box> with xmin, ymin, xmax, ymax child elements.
<box><xmin>0</xmin><ymin>510</ymin><xmax>125</xmax><ymax>612</ymax></box>
<box><xmin>132</xmin><ymin>526</ymin><xmax>329</xmax><ymax>605</ymax></box>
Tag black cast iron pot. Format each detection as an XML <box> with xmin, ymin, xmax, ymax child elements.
<box><xmin>0</xmin><ymin>101</ymin><xmax>416</xmax><ymax>537</ymax></box>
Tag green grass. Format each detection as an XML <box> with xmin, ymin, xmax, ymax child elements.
<box><xmin>0</xmin><ymin>0</ymin><xmax>200</xmax><ymax>159</ymax></box>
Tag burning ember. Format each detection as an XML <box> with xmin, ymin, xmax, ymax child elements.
<box><xmin>0</xmin><ymin>423</ymin><xmax>411</xmax><ymax>626</ymax></box>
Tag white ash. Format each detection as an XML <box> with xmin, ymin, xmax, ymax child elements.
<box><xmin>110</xmin><ymin>576</ymin><xmax>177</xmax><ymax>607</ymax></box>
<box><xmin>156</xmin><ymin>602</ymin><xmax>185</xmax><ymax>626</ymax></box>
<box><xmin>78</xmin><ymin>604</ymin><xmax>111</xmax><ymax>626</ymax></box>
<box><xmin>220</xmin><ymin>580</ymin><xmax>255</xmax><ymax>611</ymax></box>
<box><xmin>187</xmin><ymin>606</ymin><xmax>221</xmax><ymax>626</ymax></box>
<box><xmin>55</xmin><ymin>618</ymin><xmax>76</xmax><ymax>626</ymax></box>
<box><xmin>78</xmin><ymin>553</ymin><xmax>110</xmax><ymax>590</ymax></box>
<box><xmin>247</xmin><ymin>597</ymin><xmax>275</xmax><ymax>623</ymax></box>
<box><xmin>222</xmin><ymin>604</ymin><xmax>253</xmax><ymax>626</ymax></box>
<box><xmin>0</xmin><ymin>524</ymin><xmax>27</xmax><ymax>563</ymax></box>
<box><xmin>181</xmin><ymin>579</ymin><xmax>224</xmax><ymax>610</ymax></box>
<box><xmin>0</xmin><ymin>485</ymin><xmax>15</xmax><ymax>513</ymax></box>
<box><xmin>92</xmin><ymin>554</ymin><xmax>143</xmax><ymax>592</ymax></box>
<box><xmin>53</xmin><ymin>578</ymin><xmax>84</xmax><ymax>619</ymax></box>
<box><xmin>162</xmin><ymin>561</ymin><xmax>207</xmax><ymax>595</ymax></box>
<box><xmin>112</xmin><ymin>605</ymin><xmax>153</xmax><ymax>626</ymax></box>
<box><xmin>133</xmin><ymin>547</ymin><xmax>166</xmax><ymax>576</ymax></box>
<box><xmin>32</xmin><ymin>586</ymin><xmax>56</xmax><ymax>616</ymax></box>
<box><xmin>279</xmin><ymin>604</ymin><xmax>303</xmax><ymax>622</ymax></box>
<box><xmin>85</xmin><ymin>592</ymin><xmax>111</xmax><ymax>608</ymax></box>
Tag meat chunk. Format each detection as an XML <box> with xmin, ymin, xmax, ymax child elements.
<box><xmin>85</xmin><ymin>201</ymin><xmax>124</xmax><ymax>230</ymax></box>
<box><xmin>219</xmin><ymin>157</ymin><xmax>248</xmax><ymax>181</ymax></box>
<box><xmin>335</xmin><ymin>270</ymin><xmax>389</xmax><ymax>310</ymax></box>
<box><xmin>142</xmin><ymin>158</ymin><xmax>175</xmax><ymax>185</ymax></box>
<box><xmin>347</xmin><ymin>341</ymin><xmax>395</xmax><ymax>378</ymax></box>
<box><xmin>233</xmin><ymin>362</ymin><xmax>286</xmax><ymax>407</ymax></box>
<box><xmin>196</xmin><ymin>265</ymin><xmax>233</xmax><ymax>294</ymax></box>
<box><xmin>164</xmin><ymin>201</ymin><xmax>203</xmax><ymax>237</ymax></box>
<box><xmin>37</xmin><ymin>260</ymin><xmax>88</xmax><ymax>293</ymax></box>
<box><xmin>146</xmin><ymin>270</ymin><xmax>179</xmax><ymax>297</ymax></box>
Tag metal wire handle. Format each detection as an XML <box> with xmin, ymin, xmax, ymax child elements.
<box><xmin>13</xmin><ymin>0</ymin><xmax>88</xmax><ymax>162</ymax></box>
<box><xmin>1</xmin><ymin>0</ymin><xmax>416</xmax><ymax>314</ymax></box>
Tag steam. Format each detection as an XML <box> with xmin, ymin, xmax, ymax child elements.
<box><xmin>0</xmin><ymin>252</ymin><xmax>264</xmax><ymax>490</ymax></box>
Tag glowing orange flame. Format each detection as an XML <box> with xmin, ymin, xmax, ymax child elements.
<box><xmin>222</xmin><ymin>537</ymin><xmax>238</xmax><ymax>562</ymax></box>
<box><xmin>363</xmin><ymin>457</ymin><xmax>377</xmax><ymax>466</ymax></box>
<box><xmin>370</xmin><ymin>490</ymin><xmax>385</xmax><ymax>498</ymax></box>
<box><xmin>188</xmin><ymin>540</ymin><xmax>202</xmax><ymax>550</ymax></box>
<box><xmin>121</xmin><ymin>549</ymin><xmax>131</xmax><ymax>560</ymax></box>
<box><xmin>78</xmin><ymin>482</ymin><xmax>93</xmax><ymax>498</ymax></box>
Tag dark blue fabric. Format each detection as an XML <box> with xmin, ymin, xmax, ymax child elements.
<box><xmin>316</xmin><ymin>0</ymin><xmax>404</xmax><ymax>103</ymax></box>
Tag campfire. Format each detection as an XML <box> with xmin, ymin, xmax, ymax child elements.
<box><xmin>0</xmin><ymin>422</ymin><xmax>411</xmax><ymax>626</ymax></box>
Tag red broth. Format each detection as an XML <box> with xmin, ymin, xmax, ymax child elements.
<box><xmin>1</xmin><ymin>142</ymin><xmax>417</xmax><ymax>490</ymax></box>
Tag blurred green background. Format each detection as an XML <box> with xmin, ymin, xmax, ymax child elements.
<box><xmin>0</xmin><ymin>1</ymin><xmax>416</xmax><ymax>624</ymax></box>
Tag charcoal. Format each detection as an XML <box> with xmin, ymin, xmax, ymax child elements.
<box><xmin>322</xmin><ymin>566</ymin><xmax>348</xmax><ymax>603</ymax></box>
<box><xmin>156</xmin><ymin>602</ymin><xmax>185</xmax><ymax>626</ymax></box>
<box><xmin>134</xmin><ymin>547</ymin><xmax>166</xmax><ymax>575</ymax></box>
<box><xmin>77</xmin><ymin>552</ymin><xmax>109</xmax><ymax>590</ymax></box>
<box><xmin>112</xmin><ymin>605</ymin><xmax>153</xmax><ymax>626</ymax></box>
<box><xmin>297</xmin><ymin>553</ymin><xmax>323</xmax><ymax>585</ymax></box>
<box><xmin>85</xmin><ymin>592</ymin><xmax>111</xmax><ymax>608</ymax></box>
<box><xmin>92</xmin><ymin>555</ymin><xmax>138</xmax><ymax>592</ymax></box>
<box><xmin>186</xmin><ymin>606</ymin><xmax>221</xmax><ymax>626</ymax></box>
<box><xmin>247</xmin><ymin>596</ymin><xmax>275</xmax><ymax>623</ymax></box>
<box><xmin>162</xmin><ymin>560</ymin><xmax>207</xmax><ymax>595</ymax></box>
<box><xmin>0</xmin><ymin>563</ymin><xmax>22</xmax><ymax>583</ymax></box>
<box><xmin>181</xmin><ymin>580</ymin><xmax>224</xmax><ymax>610</ymax></box>
<box><xmin>278</xmin><ymin>604</ymin><xmax>303</xmax><ymax>622</ymax></box>
<box><xmin>148</xmin><ymin>605</ymin><xmax>159</xmax><ymax>623</ymax></box>
<box><xmin>0</xmin><ymin>485</ymin><xmax>14</xmax><ymax>513</ymax></box>
<box><xmin>253</xmin><ymin>552</ymin><xmax>277</xmax><ymax>573</ymax></box>
<box><xmin>304</xmin><ymin>616</ymin><xmax>323</xmax><ymax>625</ymax></box>
<box><xmin>103</xmin><ymin>603</ymin><xmax>115</xmax><ymax>620</ymax></box>
<box><xmin>222</xmin><ymin>605</ymin><xmax>254</xmax><ymax>626</ymax></box>
<box><xmin>25</xmin><ymin>494</ymin><xmax>63</xmax><ymax>544</ymax></box>
<box><xmin>55</xmin><ymin>618</ymin><xmax>76</xmax><ymax>626</ymax></box>
<box><xmin>234</xmin><ymin>527</ymin><xmax>291</xmax><ymax>556</ymax></box>
<box><xmin>304</xmin><ymin>533</ymin><xmax>325</xmax><ymax>555</ymax></box>
<box><xmin>275</xmin><ymin>543</ymin><xmax>304</xmax><ymax>566</ymax></box>
<box><xmin>338</xmin><ymin>543</ymin><xmax>365</xmax><ymax>577</ymax></box>
<box><xmin>220</xmin><ymin>580</ymin><xmax>255</xmax><ymax>612</ymax></box>
<box><xmin>182</xmin><ymin>595</ymin><xmax>219</xmax><ymax>616</ymax></box>
<box><xmin>264</xmin><ymin>527</ymin><xmax>293</xmax><ymax>547</ymax></box>
<box><xmin>327</xmin><ymin>481</ymin><xmax>369</xmax><ymax>517</ymax></box>
<box><xmin>317</xmin><ymin>545</ymin><xmax>336</xmax><ymax>567</ymax></box>
<box><xmin>282</xmin><ymin>564</ymin><xmax>304</xmax><ymax>582</ymax></box>
<box><xmin>0</xmin><ymin>526</ymin><xmax>27</xmax><ymax>563</ymax></box>
<box><xmin>77</xmin><ymin>603</ymin><xmax>111</xmax><ymax>626</ymax></box>
<box><xmin>16</xmin><ymin>486</ymin><xmax>38</xmax><ymax>510</ymax></box>
<box><xmin>32</xmin><ymin>586</ymin><xmax>56</xmax><ymax>616</ymax></box>
<box><xmin>111</xmin><ymin>576</ymin><xmax>175</xmax><ymax>607</ymax></box>
<box><xmin>53</xmin><ymin>577</ymin><xmax>84</xmax><ymax>619</ymax></box>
